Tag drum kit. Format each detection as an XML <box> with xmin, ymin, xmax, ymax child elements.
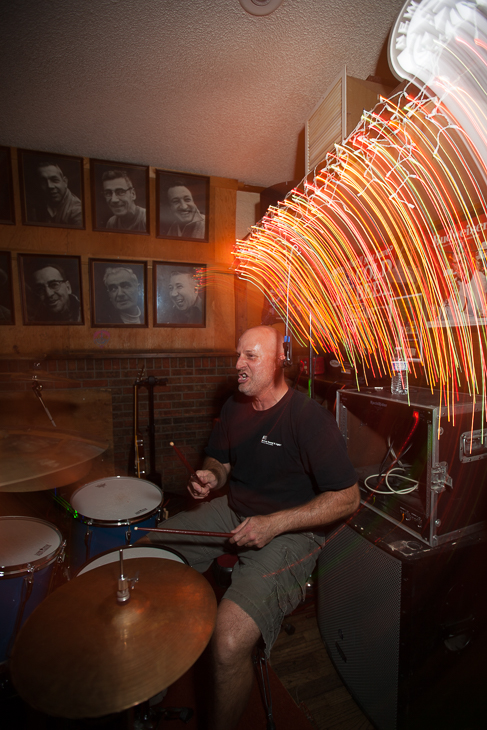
<box><xmin>0</xmin><ymin>370</ymin><xmax>218</xmax><ymax>726</ymax></box>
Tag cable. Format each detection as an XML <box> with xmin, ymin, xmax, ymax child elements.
<box><xmin>364</xmin><ymin>466</ymin><xmax>419</xmax><ymax>495</ymax></box>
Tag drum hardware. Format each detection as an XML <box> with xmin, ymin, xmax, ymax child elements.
<box><xmin>9</xmin><ymin>555</ymin><xmax>217</xmax><ymax>718</ymax></box>
<box><xmin>116</xmin><ymin>548</ymin><xmax>138</xmax><ymax>604</ymax></box>
<box><xmin>0</xmin><ymin>371</ymin><xmax>78</xmax><ymax>427</ymax></box>
<box><xmin>129</xmin><ymin>370</ymin><xmax>167</xmax><ymax>487</ymax></box>
<box><xmin>131</xmin><ymin>366</ymin><xmax>146</xmax><ymax>480</ymax></box>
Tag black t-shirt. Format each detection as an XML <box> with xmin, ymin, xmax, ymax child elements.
<box><xmin>205</xmin><ymin>388</ymin><xmax>357</xmax><ymax>517</ymax></box>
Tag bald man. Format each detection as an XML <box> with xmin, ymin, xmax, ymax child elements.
<box><xmin>143</xmin><ymin>326</ymin><xmax>359</xmax><ymax>729</ymax></box>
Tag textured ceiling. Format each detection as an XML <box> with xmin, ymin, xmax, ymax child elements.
<box><xmin>0</xmin><ymin>0</ymin><xmax>405</xmax><ymax>188</ymax></box>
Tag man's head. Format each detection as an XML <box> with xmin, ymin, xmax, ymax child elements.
<box><xmin>167</xmin><ymin>182</ymin><xmax>198</xmax><ymax>225</ymax></box>
<box><xmin>32</xmin><ymin>264</ymin><xmax>72</xmax><ymax>316</ymax></box>
<box><xmin>102</xmin><ymin>170</ymin><xmax>136</xmax><ymax>218</ymax></box>
<box><xmin>169</xmin><ymin>269</ymin><xmax>199</xmax><ymax>311</ymax></box>
<box><xmin>235</xmin><ymin>326</ymin><xmax>285</xmax><ymax>399</ymax></box>
<box><xmin>37</xmin><ymin>163</ymin><xmax>68</xmax><ymax>206</ymax></box>
<box><xmin>103</xmin><ymin>267</ymin><xmax>140</xmax><ymax>315</ymax></box>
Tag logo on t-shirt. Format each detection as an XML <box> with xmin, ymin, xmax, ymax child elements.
<box><xmin>261</xmin><ymin>435</ymin><xmax>282</xmax><ymax>447</ymax></box>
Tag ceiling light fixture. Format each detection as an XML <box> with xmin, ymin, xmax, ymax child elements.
<box><xmin>239</xmin><ymin>0</ymin><xmax>284</xmax><ymax>17</ymax></box>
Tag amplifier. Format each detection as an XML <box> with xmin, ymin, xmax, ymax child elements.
<box><xmin>336</xmin><ymin>387</ymin><xmax>487</xmax><ymax>546</ymax></box>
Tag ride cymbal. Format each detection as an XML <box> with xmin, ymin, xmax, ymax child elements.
<box><xmin>0</xmin><ymin>371</ymin><xmax>77</xmax><ymax>386</ymax></box>
<box><xmin>10</xmin><ymin>557</ymin><xmax>217</xmax><ymax>718</ymax></box>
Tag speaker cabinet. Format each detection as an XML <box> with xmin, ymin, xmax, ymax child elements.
<box><xmin>317</xmin><ymin>510</ymin><xmax>487</xmax><ymax>730</ymax></box>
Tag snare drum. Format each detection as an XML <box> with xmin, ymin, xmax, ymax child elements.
<box><xmin>76</xmin><ymin>543</ymin><xmax>188</xmax><ymax>576</ymax></box>
<box><xmin>0</xmin><ymin>516</ymin><xmax>64</xmax><ymax>665</ymax></box>
<box><xmin>69</xmin><ymin>476</ymin><xmax>163</xmax><ymax>571</ymax></box>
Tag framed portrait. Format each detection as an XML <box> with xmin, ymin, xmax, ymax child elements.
<box><xmin>90</xmin><ymin>259</ymin><xmax>147</xmax><ymax>327</ymax></box>
<box><xmin>90</xmin><ymin>159</ymin><xmax>149</xmax><ymax>235</ymax></box>
<box><xmin>0</xmin><ymin>251</ymin><xmax>15</xmax><ymax>324</ymax></box>
<box><xmin>156</xmin><ymin>170</ymin><xmax>209</xmax><ymax>242</ymax></box>
<box><xmin>18</xmin><ymin>253</ymin><xmax>84</xmax><ymax>325</ymax></box>
<box><xmin>0</xmin><ymin>147</ymin><xmax>15</xmax><ymax>225</ymax></box>
<box><xmin>17</xmin><ymin>149</ymin><xmax>85</xmax><ymax>229</ymax></box>
<box><xmin>154</xmin><ymin>261</ymin><xmax>206</xmax><ymax>327</ymax></box>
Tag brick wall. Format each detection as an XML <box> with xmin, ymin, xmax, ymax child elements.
<box><xmin>0</xmin><ymin>353</ymin><xmax>237</xmax><ymax>493</ymax></box>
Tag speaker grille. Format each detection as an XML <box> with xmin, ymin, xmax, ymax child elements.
<box><xmin>317</xmin><ymin>524</ymin><xmax>402</xmax><ymax>730</ymax></box>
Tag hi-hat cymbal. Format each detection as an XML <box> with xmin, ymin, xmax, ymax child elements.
<box><xmin>0</xmin><ymin>428</ymin><xmax>108</xmax><ymax>492</ymax></box>
<box><xmin>0</xmin><ymin>371</ymin><xmax>77</xmax><ymax>386</ymax></box>
<box><xmin>10</xmin><ymin>557</ymin><xmax>217</xmax><ymax>718</ymax></box>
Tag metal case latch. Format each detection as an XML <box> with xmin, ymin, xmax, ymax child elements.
<box><xmin>431</xmin><ymin>461</ymin><xmax>452</xmax><ymax>492</ymax></box>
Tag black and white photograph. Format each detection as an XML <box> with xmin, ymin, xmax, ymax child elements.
<box><xmin>0</xmin><ymin>147</ymin><xmax>15</xmax><ymax>225</ymax></box>
<box><xmin>0</xmin><ymin>251</ymin><xmax>14</xmax><ymax>324</ymax></box>
<box><xmin>91</xmin><ymin>160</ymin><xmax>149</xmax><ymax>234</ymax></box>
<box><xmin>156</xmin><ymin>170</ymin><xmax>209</xmax><ymax>241</ymax></box>
<box><xmin>90</xmin><ymin>259</ymin><xmax>147</xmax><ymax>327</ymax></box>
<box><xmin>18</xmin><ymin>253</ymin><xmax>84</xmax><ymax>325</ymax></box>
<box><xmin>17</xmin><ymin>149</ymin><xmax>85</xmax><ymax>229</ymax></box>
<box><xmin>154</xmin><ymin>261</ymin><xmax>206</xmax><ymax>327</ymax></box>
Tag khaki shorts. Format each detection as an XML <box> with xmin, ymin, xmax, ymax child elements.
<box><xmin>144</xmin><ymin>495</ymin><xmax>325</xmax><ymax>656</ymax></box>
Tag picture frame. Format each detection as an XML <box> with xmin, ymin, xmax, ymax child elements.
<box><xmin>90</xmin><ymin>259</ymin><xmax>148</xmax><ymax>327</ymax></box>
<box><xmin>0</xmin><ymin>147</ymin><xmax>15</xmax><ymax>225</ymax></box>
<box><xmin>154</xmin><ymin>261</ymin><xmax>206</xmax><ymax>327</ymax></box>
<box><xmin>17</xmin><ymin>149</ymin><xmax>85</xmax><ymax>229</ymax></box>
<box><xmin>0</xmin><ymin>251</ymin><xmax>15</xmax><ymax>324</ymax></box>
<box><xmin>90</xmin><ymin>159</ymin><xmax>149</xmax><ymax>234</ymax></box>
<box><xmin>18</xmin><ymin>253</ymin><xmax>84</xmax><ymax>325</ymax></box>
<box><xmin>156</xmin><ymin>169</ymin><xmax>209</xmax><ymax>241</ymax></box>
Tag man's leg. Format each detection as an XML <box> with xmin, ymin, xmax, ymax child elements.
<box><xmin>209</xmin><ymin>598</ymin><xmax>261</xmax><ymax>730</ymax></box>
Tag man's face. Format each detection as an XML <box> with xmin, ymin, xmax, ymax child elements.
<box><xmin>105</xmin><ymin>269</ymin><xmax>140</xmax><ymax>314</ymax></box>
<box><xmin>169</xmin><ymin>273</ymin><xmax>198</xmax><ymax>310</ymax></box>
<box><xmin>102</xmin><ymin>177</ymin><xmax>136</xmax><ymax>217</ymax></box>
<box><xmin>33</xmin><ymin>266</ymin><xmax>71</xmax><ymax>315</ymax></box>
<box><xmin>38</xmin><ymin>166</ymin><xmax>68</xmax><ymax>204</ymax></box>
<box><xmin>235</xmin><ymin>329</ymin><xmax>281</xmax><ymax>398</ymax></box>
<box><xmin>168</xmin><ymin>186</ymin><xmax>197</xmax><ymax>224</ymax></box>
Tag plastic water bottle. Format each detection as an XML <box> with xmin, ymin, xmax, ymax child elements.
<box><xmin>391</xmin><ymin>347</ymin><xmax>408</xmax><ymax>395</ymax></box>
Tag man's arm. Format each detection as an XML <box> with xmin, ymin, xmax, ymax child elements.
<box><xmin>230</xmin><ymin>482</ymin><xmax>360</xmax><ymax>549</ymax></box>
<box><xmin>188</xmin><ymin>456</ymin><xmax>230</xmax><ymax>499</ymax></box>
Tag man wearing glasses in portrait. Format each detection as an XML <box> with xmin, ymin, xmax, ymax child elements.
<box><xmin>101</xmin><ymin>170</ymin><xmax>147</xmax><ymax>232</ymax></box>
<box><xmin>28</xmin><ymin>262</ymin><xmax>81</xmax><ymax>322</ymax></box>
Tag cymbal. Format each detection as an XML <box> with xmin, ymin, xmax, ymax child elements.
<box><xmin>0</xmin><ymin>371</ymin><xmax>77</xmax><ymax>386</ymax></box>
<box><xmin>0</xmin><ymin>428</ymin><xmax>108</xmax><ymax>492</ymax></box>
<box><xmin>10</xmin><ymin>557</ymin><xmax>217</xmax><ymax>718</ymax></box>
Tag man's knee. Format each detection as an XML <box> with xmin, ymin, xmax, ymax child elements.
<box><xmin>211</xmin><ymin>599</ymin><xmax>261</xmax><ymax>667</ymax></box>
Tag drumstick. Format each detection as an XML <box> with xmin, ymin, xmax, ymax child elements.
<box><xmin>169</xmin><ymin>441</ymin><xmax>206</xmax><ymax>488</ymax></box>
<box><xmin>134</xmin><ymin>526</ymin><xmax>233</xmax><ymax>538</ymax></box>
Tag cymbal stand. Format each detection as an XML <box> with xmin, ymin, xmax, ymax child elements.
<box><xmin>31</xmin><ymin>380</ymin><xmax>57</xmax><ymax>427</ymax></box>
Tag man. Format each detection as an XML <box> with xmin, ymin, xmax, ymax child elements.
<box><xmin>102</xmin><ymin>170</ymin><xmax>146</xmax><ymax>232</ymax></box>
<box><xmin>101</xmin><ymin>266</ymin><xmax>144</xmax><ymax>324</ymax></box>
<box><xmin>31</xmin><ymin>161</ymin><xmax>82</xmax><ymax>227</ymax></box>
<box><xmin>143</xmin><ymin>325</ymin><xmax>359</xmax><ymax>730</ymax></box>
<box><xmin>166</xmin><ymin>181</ymin><xmax>205</xmax><ymax>239</ymax></box>
<box><xmin>30</xmin><ymin>263</ymin><xmax>81</xmax><ymax>322</ymax></box>
<box><xmin>167</xmin><ymin>268</ymin><xmax>204</xmax><ymax>324</ymax></box>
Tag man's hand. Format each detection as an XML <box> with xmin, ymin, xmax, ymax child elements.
<box><xmin>187</xmin><ymin>469</ymin><xmax>218</xmax><ymax>499</ymax></box>
<box><xmin>229</xmin><ymin>515</ymin><xmax>277</xmax><ymax>549</ymax></box>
